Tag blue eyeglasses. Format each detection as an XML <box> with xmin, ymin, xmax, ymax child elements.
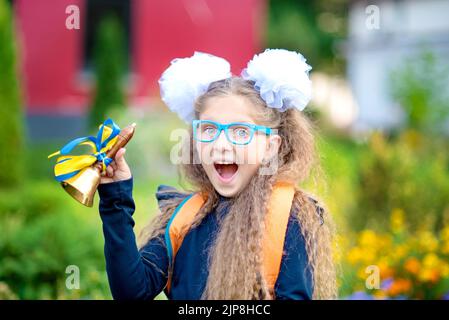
<box><xmin>192</xmin><ymin>120</ymin><xmax>272</xmax><ymax>145</ymax></box>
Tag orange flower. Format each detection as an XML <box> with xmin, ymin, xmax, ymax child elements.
<box><xmin>387</xmin><ymin>278</ymin><xmax>412</xmax><ymax>296</ymax></box>
<box><xmin>419</xmin><ymin>269</ymin><xmax>440</xmax><ymax>283</ymax></box>
<box><xmin>404</xmin><ymin>257</ymin><xmax>420</xmax><ymax>275</ymax></box>
<box><xmin>378</xmin><ymin>261</ymin><xmax>394</xmax><ymax>279</ymax></box>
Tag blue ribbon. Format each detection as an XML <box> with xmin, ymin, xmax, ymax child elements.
<box><xmin>48</xmin><ymin>118</ymin><xmax>121</xmax><ymax>182</ymax></box>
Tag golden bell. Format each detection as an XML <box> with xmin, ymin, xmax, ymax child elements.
<box><xmin>58</xmin><ymin>123</ymin><xmax>136</xmax><ymax>207</ymax></box>
<box><xmin>61</xmin><ymin>166</ymin><xmax>101</xmax><ymax>207</ymax></box>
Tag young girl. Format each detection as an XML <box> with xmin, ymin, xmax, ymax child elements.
<box><xmin>97</xmin><ymin>49</ymin><xmax>337</xmax><ymax>300</ymax></box>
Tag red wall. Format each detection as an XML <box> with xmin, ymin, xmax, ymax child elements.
<box><xmin>15</xmin><ymin>0</ymin><xmax>87</xmax><ymax>115</ymax></box>
<box><xmin>132</xmin><ymin>0</ymin><xmax>267</xmax><ymax>104</ymax></box>
<box><xmin>15</xmin><ymin>0</ymin><xmax>266</xmax><ymax>115</ymax></box>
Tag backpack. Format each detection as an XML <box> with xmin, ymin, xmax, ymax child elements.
<box><xmin>163</xmin><ymin>181</ymin><xmax>296</xmax><ymax>295</ymax></box>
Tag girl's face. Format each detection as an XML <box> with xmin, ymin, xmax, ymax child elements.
<box><xmin>196</xmin><ymin>94</ymin><xmax>281</xmax><ymax>197</ymax></box>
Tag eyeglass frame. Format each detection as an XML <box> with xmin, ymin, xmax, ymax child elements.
<box><xmin>192</xmin><ymin>119</ymin><xmax>272</xmax><ymax>145</ymax></box>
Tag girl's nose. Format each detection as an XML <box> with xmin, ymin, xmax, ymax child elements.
<box><xmin>212</xmin><ymin>130</ymin><xmax>233</xmax><ymax>152</ymax></box>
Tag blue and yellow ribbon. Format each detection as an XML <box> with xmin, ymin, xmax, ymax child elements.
<box><xmin>48</xmin><ymin>118</ymin><xmax>121</xmax><ymax>183</ymax></box>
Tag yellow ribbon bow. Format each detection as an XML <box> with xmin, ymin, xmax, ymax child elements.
<box><xmin>48</xmin><ymin>118</ymin><xmax>120</xmax><ymax>184</ymax></box>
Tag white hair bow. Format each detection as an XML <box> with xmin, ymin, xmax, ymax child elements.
<box><xmin>158</xmin><ymin>49</ymin><xmax>312</xmax><ymax>123</ymax></box>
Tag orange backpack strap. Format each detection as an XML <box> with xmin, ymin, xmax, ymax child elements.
<box><xmin>262</xmin><ymin>181</ymin><xmax>295</xmax><ymax>292</ymax></box>
<box><xmin>164</xmin><ymin>193</ymin><xmax>206</xmax><ymax>292</ymax></box>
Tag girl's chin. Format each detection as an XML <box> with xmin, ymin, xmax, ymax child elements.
<box><xmin>213</xmin><ymin>184</ymin><xmax>241</xmax><ymax>198</ymax></box>
<box><xmin>212</xmin><ymin>176</ymin><xmax>240</xmax><ymax>197</ymax></box>
<box><xmin>211</xmin><ymin>176</ymin><xmax>251</xmax><ymax>198</ymax></box>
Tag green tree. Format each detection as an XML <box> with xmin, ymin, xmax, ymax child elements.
<box><xmin>89</xmin><ymin>14</ymin><xmax>126</xmax><ymax>130</ymax></box>
<box><xmin>390</xmin><ymin>51</ymin><xmax>449</xmax><ymax>134</ymax></box>
<box><xmin>267</xmin><ymin>0</ymin><xmax>348</xmax><ymax>74</ymax></box>
<box><xmin>0</xmin><ymin>0</ymin><xmax>23</xmax><ymax>187</ymax></box>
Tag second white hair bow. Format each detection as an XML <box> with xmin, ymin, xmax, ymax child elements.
<box><xmin>158</xmin><ymin>49</ymin><xmax>312</xmax><ymax>123</ymax></box>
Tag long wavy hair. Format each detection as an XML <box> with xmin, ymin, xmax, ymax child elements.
<box><xmin>138</xmin><ymin>77</ymin><xmax>338</xmax><ymax>299</ymax></box>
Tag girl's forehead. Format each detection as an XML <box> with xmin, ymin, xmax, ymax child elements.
<box><xmin>199</xmin><ymin>95</ymin><xmax>259</xmax><ymax>123</ymax></box>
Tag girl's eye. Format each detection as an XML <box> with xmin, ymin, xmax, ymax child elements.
<box><xmin>203</xmin><ymin>126</ymin><xmax>217</xmax><ymax>135</ymax></box>
<box><xmin>234</xmin><ymin>127</ymin><xmax>249</xmax><ymax>137</ymax></box>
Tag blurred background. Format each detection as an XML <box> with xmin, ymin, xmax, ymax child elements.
<box><xmin>1</xmin><ymin>0</ymin><xmax>449</xmax><ymax>299</ymax></box>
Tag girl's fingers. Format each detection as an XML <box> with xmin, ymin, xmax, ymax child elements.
<box><xmin>110</xmin><ymin>161</ymin><xmax>117</xmax><ymax>171</ymax></box>
<box><xmin>106</xmin><ymin>165</ymin><xmax>114</xmax><ymax>177</ymax></box>
<box><xmin>115</xmin><ymin>148</ymin><xmax>127</xmax><ymax>166</ymax></box>
<box><xmin>114</xmin><ymin>148</ymin><xmax>124</xmax><ymax>160</ymax></box>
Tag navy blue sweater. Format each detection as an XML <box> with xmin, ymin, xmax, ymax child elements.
<box><xmin>98</xmin><ymin>177</ymin><xmax>313</xmax><ymax>300</ymax></box>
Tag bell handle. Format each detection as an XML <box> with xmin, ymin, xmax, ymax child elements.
<box><xmin>92</xmin><ymin>123</ymin><xmax>136</xmax><ymax>172</ymax></box>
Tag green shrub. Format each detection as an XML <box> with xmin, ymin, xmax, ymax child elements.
<box><xmin>0</xmin><ymin>0</ymin><xmax>24</xmax><ymax>187</ymax></box>
<box><xmin>352</xmin><ymin>131</ymin><xmax>449</xmax><ymax>232</ymax></box>
<box><xmin>348</xmin><ymin>51</ymin><xmax>449</xmax><ymax>233</ymax></box>
<box><xmin>390</xmin><ymin>51</ymin><xmax>449</xmax><ymax>135</ymax></box>
<box><xmin>0</xmin><ymin>181</ymin><xmax>111</xmax><ymax>299</ymax></box>
<box><xmin>89</xmin><ymin>14</ymin><xmax>126</xmax><ymax>130</ymax></box>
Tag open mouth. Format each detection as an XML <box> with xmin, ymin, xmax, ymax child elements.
<box><xmin>214</xmin><ymin>162</ymin><xmax>239</xmax><ymax>182</ymax></box>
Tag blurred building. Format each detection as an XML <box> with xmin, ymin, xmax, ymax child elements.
<box><xmin>347</xmin><ymin>0</ymin><xmax>449</xmax><ymax>132</ymax></box>
<box><xmin>13</xmin><ymin>0</ymin><xmax>266</xmax><ymax>140</ymax></box>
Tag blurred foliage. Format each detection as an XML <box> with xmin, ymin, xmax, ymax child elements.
<box><xmin>89</xmin><ymin>14</ymin><xmax>126</xmax><ymax>130</ymax></box>
<box><xmin>0</xmin><ymin>281</ymin><xmax>17</xmax><ymax>299</ymax></box>
<box><xmin>339</xmin><ymin>210</ymin><xmax>449</xmax><ymax>299</ymax></box>
<box><xmin>348</xmin><ymin>52</ymin><xmax>449</xmax><ymax>233</ymax></box>
<box><xmin>267</xmin><ymin>0</ymin><xmax>348</xmax><ymax>74</ymax></box>
<box><xmin>352</xmin><ymin>130</ymin><xmax>449</xmax><ymax>232</ymax></box>
<box><xmin>314</xmin><ymin>133</ymin><xmax>362</xmax><ymax>231</ymax></box>
<box><xmin>0</xmin><ymin>0</ymin><xmax>24</xmax><ymax>187</ymax></box>
<box><xmin>390</xmin><ymin>51</ymin><xmax>449</xmax><ymax>135</ymax></box>
<box><xmin>107</xmin><ymin>106</ymin><xmax>184</xmax><ymax>187</ymax></box>
<box><xmin>337</xmin><ymin>51</ymin><xmax>449</xmax><ymax>299</ymax></box>
<box><xmin>0</xmin><ymin>180</ymin><xmax>111</xmax><ymax>299</ymax></box>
